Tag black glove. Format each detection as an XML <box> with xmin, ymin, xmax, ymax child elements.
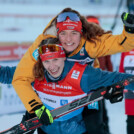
<box><xmin>121</xmin><ymin>12</ymin><xmax>134</xmax><ymax>33</ymax></box>
<box><xmin>104</xmin><ymin>86</ymin><xmax>124</xmax><ymax>104</ymax></box>
<box><xmin>34</xmin><ymin>105</ymin><xmax>53</xmax><ymax>125</ymax></box>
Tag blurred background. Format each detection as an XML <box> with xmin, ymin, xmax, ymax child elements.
<box><xmin>0</xmin><ymin>0</ymin><xmax>132</xmax><ymax>133</ymax></box>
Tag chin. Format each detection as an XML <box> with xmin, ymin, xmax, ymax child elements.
<box><xmin>66</xmin><ymin>48</ymin><xmax>74</xmax><ymax>53</ymax></box>
<box><xmin>52</xmin><ymin>75</ymin><xmax>58</xmax><ymax>78</ymax></box>
<box><xmin>51</xmin><ymin>74</ymin><xmax>60</xmax><ymax>78</ymax></box>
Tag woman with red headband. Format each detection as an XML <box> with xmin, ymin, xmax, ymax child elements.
<box><xmin>12</xmin><ymin>8</ymin><xmax>134</xmax><ymax>133</ymax></box>
<box><xmin>12</xmin><ymin>37</ymin><xmax>134</xmax><ymax>134</ymax></box>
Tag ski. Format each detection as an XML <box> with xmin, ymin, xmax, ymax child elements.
<box><xmin>0</xmin><ymin>76</ymin><xmax>134</xmax><ymax>134</ymax></box>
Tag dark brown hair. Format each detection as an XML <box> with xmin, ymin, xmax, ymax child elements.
<box><xmin>33</xmin><ymin>38</ymin><xmax>60</xmax><ymax>81</ymax></box>
<box><xmin>52</xmin><ymin>7</ymin><xmax>112</xmax><ymax>44</ymax></box>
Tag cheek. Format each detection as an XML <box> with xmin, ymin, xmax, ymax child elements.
<box><xmin>75</xmin><ymin>35</ymin><xmax>81</xmax><ymax>42</ymax></box>
<box><xmin>59</xmin><ymin>35</ymin><xmax>64</xmax><ymax>42</ymax></box>
<box><xmin>72</xmin><ymin>37</ymin><xmax>80</xmax><ymax>47</ymax></box>
<box><xmin>76</xmin><ymin>39</ymin><xmax>80</xmax><ymax>46</ymax></box>
<box><xmin>60</xmin><ymin>61</ymin><xmax>65</xmax><ymax>69</ymax></box>
<box><xmin>42</xmin><ymin>63</ymin><xmax>48</xmax><ymax>70</ymax></box>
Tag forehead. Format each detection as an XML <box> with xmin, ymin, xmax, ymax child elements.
<box><xmin>43</xmin><ymin>58</ymin><xmax>65</xmax><ymax>62</ymax></box>
<box><xmin>59</xmin><ymin>30</ymin><xmax>80</xmax><ymax>33</ymax></box>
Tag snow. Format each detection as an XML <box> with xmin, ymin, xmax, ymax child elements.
<box><xmin>0</xmin><ymin>1</ymin><xmax>129</xmax><ymax>134</ymax></box>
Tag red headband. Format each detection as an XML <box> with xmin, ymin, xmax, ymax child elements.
<box><xmin>56</xmin><ymin>17</ymin><xmax>82</xmax><ymax>34</ymax></box>
<box><xmin>39</xmin><ymin>44</ymin><xmax>66</xmax><ymax>61</ymax></box>
<box><xmin>87</xmin><ymin>17</ymin><xmax>99</xmax><ymax>25</ymax></box>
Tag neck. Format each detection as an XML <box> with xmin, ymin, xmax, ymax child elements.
<box><xmin>46</xmin><ymin>71</ymin><xmax>61</xmax><ymax>82</ymax></box>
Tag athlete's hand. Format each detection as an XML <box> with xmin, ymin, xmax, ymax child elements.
<box><xmin>121</xmin><ymin>12</ymin><xmax>134</xmax><ymax>33</ymax></box>
<box><xmin>104</xmin><ymin>86</ymin><xmax>124</xmax><ymax>103</ymax></box>
<box><xmin>34</xmin><ymin>105</ymin><xmax>53</xmax><ymax>125</ymax></box>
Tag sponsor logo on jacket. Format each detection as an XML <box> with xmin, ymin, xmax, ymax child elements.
<box><xmin>43</xmin><ymin>83</ymin><xmax>72</xmax><ymax>90</ymax></box>
<box><xmin>80</xmin><ymin>47</ymin><xmax>84</xmax><ymax>56</ymax></box>
<box><xmin>71</xmin><ymin>70</ymin><xmax>80</xmax><ymax>79</ymax></box>
<box><xmin>60</xmin><ymin>100</ymin><xmax>68</xmax><ymax>105</ymax></box>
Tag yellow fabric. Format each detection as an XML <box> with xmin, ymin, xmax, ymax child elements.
<box><xmin>12</xmin><ymin>34</ymin><xmax>56</xmax><ymax>113</ymax></box>
<box><xmin>12</xmin><ymin>18</ymin><xmax>134</xmax><ymax>113</ymax></box>
<box><xmin>85</xmin><ymin>29</ymin><xmax>134</xmax><ymax>58</ymax></box>
<box><xmin>93</xmin><ymin>59</ymin><xmax>100</xmax><ymax>68</ymax></box>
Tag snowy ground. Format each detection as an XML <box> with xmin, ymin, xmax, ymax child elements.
<box><xmin>0</xmin><ymin>1</ymin><xmax>129</xmax><ymax>134</ymax></box>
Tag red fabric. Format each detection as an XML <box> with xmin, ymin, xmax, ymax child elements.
<box><xmin>87</xmin><ymin>17</ymin><xmax>99</xmax><ymax>25</ymax></box>
<box><xmin>125</xmin><ymin>99</ymin><xmax>134</xmax><ymax>115</ymax></box>
<box><xmin>40</xmin><ymin>52</ymin><xmax>65</xmax><ymax>61</ymax></box>
<box><xmin>56</xmin><ymin>17</ymin><xmax>82</xmax><ymax>34</ymax></box>
<box><xmin>119</xmin><ymin>50</ymin><xmax>134</xmax><ymax>73</ymax></box>
<box><xmin>66</xmin><ymin>63</ymin><xmax>87</xmax><ymax>89</ymax></box>
<box><xmin>119</xmin><ymin>52</ymin><xmax>125</xmax><ymax>73</ymax></box>
<box><xmin>40</xmin><ymin>45</ymin><xmax>66</xmax><ymax>61</ymax></box>
<box><xmin>34</xmin><ymin>63</ymin><xmax>87</xmax><ymax>96</ymax></box>
<box><xmin>98</xmin><ymin>55</ymin><xmax>113</xmax><ymax>71</ymax></box>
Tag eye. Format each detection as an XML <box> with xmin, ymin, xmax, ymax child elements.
<box><xmin>44</xmin><ymin>60</ymin><xmax>49</xmax><ymax>63</ymax></box>
<box><xmin>53</xmin><ymin>58</ymin><xmax>58</xmax><ymax>61</ymax></box>
<box><xmin>72</xmin><ymin>31</ymin><xmax>78</xmax><ymax>34</ymax></box>
<box><xmin>60</xmin><ymin>31</ymin><xmax>65</xmax><ymax>35</ymax></box>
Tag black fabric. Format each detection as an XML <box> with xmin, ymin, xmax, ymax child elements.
<box><xmin>21</xmin><ymin>111</ymin><xmax>46</xmax><ymax>134</ymax></box>
<box><xmin>126</xmin><ymin>115</ymin><xmax>134</xmax><ymax>134</ymax></box>
<box><xmin>82</xmin><ymin>100</ymin><xmax>111</xmax><ymax>134</ymax></box>
<box><xmin>121</xmin><ymin>12</ymin><xmax>134</xmax><ymax>33</ymax></box>
<box><xmin>125</xmin><ymin>27</ymin><xmax>134</xmax><ymax>33</ymax></box>
<box><xmin>125</xmin><ymin>13</ymin><xmax>134</xmax><ymax>24</ymax></box>
<box><xmin>104</xmin><ymin>86</ymin><xmax>124</xmax><ymax>104</ymax></box>
<box><xmin>21</xmin><ymin>111</ymin><xmax>37</xmax><ymax>134</ymax></box>
<box><xmin>38</xmin><ymin>107</ymin><xmax>52</xmax><ymax>126</ymax></box>
<box><xmin>32</xmin><ymin>104</ymin><xmax>43</xmax><ymax>111</ymax></box>
<box><xmin>33</xmin><ymin>105</ymin><xmax>52</xmax><ymax>125</ymax></box>
<box><xmin>102</xmin><ymin>100</ymin><xmax>111</xmax><ymax>134</ymax></box>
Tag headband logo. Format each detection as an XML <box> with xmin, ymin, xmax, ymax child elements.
<box><xmin>67</xmin><ymin>26</ymin><xmax>75</xmax><ymax>30</ymax></box>
<box><xmin>46</xmin><ymin>54</ymin><xmax>55</xmax><ymax>59</ymax></box>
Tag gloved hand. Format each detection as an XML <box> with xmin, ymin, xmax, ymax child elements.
<box><xmin>34</xmin><ymin>105</ymin><xmax>53</xmax><ymax>125</ymax></box>
<box><xmin>121</xmin><ymin>12</ymin><xmax>134</xmax><ymax>33</ymax></box>
<box><xmin>104</xmin><ymin>86</ymin><xmax>124</xmax><ymax>104</ymax></box>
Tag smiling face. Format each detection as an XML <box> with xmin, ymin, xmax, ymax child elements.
<box><xmin>58</xmin><ymin>30</ymin><xmax>81</xmax><ymax>53</ymax></box>
<box><xmin>42</xmin><ymin>57</ymin><xmax>66</xmax><ymax>78</ymax></box>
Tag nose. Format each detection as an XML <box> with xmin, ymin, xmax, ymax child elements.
<box><xmin>48</xmin><ymin>62</ymin><xmax>55</xmax><ymax>70</ymax></box>
<box><xmin>66</xmin><ymin>33</ymin><xmax>71</xmax><ymax>42</ymax></box>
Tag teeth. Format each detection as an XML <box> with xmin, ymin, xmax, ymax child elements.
<box><xmin>50</xmin><ymin>69</ymin><xmax>58</xmax><ymax>73</ymax></box>
<box><xmin>66</xmin><ymin>43</ymin><xmax>73</xmax><ymax>46</ymax></box>
<box><xmin>51</xmin><ymin>70</ymin><xmax>57</xmax><ymax>73</ymax></box>
<box><xmin>52</xmin><ymin>71</ymin><xmax>57</xmax><ymax>73</ymax></box>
